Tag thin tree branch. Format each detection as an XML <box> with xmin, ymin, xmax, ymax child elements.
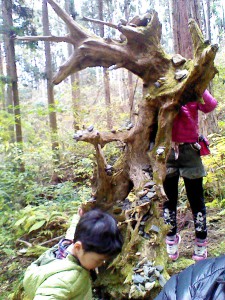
<box><xmin>17</xmin><ymin>239</ymin><xmax>32</xmax><ymax>248</ymax></box>
<box><xmin>17</xmin><ymin>235</ymin><xmax>65</xmax><ymax>248</ymax></box>
<box><xmin>82</xmin><ymin>16</ymin><xmax>118</xmax><ymax>30</ymax></box>
<box><xmin>16</xmin><ymin>35</ymin><xmax>74</xmax><ymax>44</ymax></box>
<box><xmin>39</xmin><ymin>235</ymin><xmax>64</xmax><ymax>246</ymax></box>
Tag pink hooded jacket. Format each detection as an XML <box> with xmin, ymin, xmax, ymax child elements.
<box><xmin>172</xmin><ymin>90</ymin><xmax>217</xmax><ymax>143</ymax></box>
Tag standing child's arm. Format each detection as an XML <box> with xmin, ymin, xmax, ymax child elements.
<box><xmin>198</xmin><ymin>89</ymin><xmax>217</xmax><ymax>113</ymax></box>
<box><xmin>65</xmin><ymin>208</ymin><xmax>84</xmax><ymax>240</ymax></box>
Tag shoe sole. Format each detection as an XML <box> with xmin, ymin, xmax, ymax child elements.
<box><xmin>192</xmin><ymin>250</ymin><xmax>207</xmax><ymax>261</ymax></box>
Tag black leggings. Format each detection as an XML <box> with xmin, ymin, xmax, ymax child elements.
<box><xmin>163</xmin><ymin>175</ymin><xmax>207</xmax><ymax>240</ymax></box>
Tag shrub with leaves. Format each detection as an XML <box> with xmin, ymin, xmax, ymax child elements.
<box><xmin>203</xmin><ymin>134</ymin><xmax>225</xmax><ymax>203</ymax></box>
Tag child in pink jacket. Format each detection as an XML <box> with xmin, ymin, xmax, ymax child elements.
<box><xmin>163</xmin><ymin>90</ymin><xmax>217</xmax><ymax>261</ymax></box>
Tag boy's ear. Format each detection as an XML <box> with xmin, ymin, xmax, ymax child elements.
<box><xmin>71</xmin><ymin>241</ymin><xmax>83</xmax><ymax>256</ymax></box>
<box><xmin>73</xmin><ymin>241</ymin><xmax>83</xmax><ymax>251</ymax></box>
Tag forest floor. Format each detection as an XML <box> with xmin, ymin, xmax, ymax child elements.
<box><xmin>1</xmin><ymin>206</ymin><xmax>225</xmax><ymax>299</ymax></box>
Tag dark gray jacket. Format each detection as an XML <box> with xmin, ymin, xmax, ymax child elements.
<box><xmin>154</xmin><ymin>255</ymin><xmax>225</xmax><ymax>300</ymax></box>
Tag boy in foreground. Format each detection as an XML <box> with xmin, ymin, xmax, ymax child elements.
<box><xmin>23</xmin><ymin>209</ymin><xmax>123</xmax><ymax>299</ymax></box>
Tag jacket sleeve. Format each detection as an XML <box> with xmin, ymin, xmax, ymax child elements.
<box><xmin>198</xmin><ymin>89</ymin><xmax>217</xmax><ymax>113</ymax></box>
<box><xmin>33</xmin><ymin>273</ymin><xmax>71</xmax><ymax>299</ymax></box>
<box><xmin>153</xmin><ymin>274</ymin><xmax>178</xmax><ymax>300</ymax></box>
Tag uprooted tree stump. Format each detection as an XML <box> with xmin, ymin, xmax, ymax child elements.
<box><xmin>17</xmin><ymin>0</ymin><xmax>218</xmax><ymax>298</ymax></box>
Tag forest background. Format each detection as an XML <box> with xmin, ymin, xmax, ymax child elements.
<box><xmin>0</xmin><ymin>0</ymin><xmax>225</xmax><ymax>299</ymax></box>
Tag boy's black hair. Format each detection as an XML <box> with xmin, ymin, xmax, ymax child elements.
<box><xmin>73</xmin><ymin>209</ymin><xmax>123</xmax><ymax>256</ymax></box>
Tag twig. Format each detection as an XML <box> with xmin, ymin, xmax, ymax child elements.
<box><xmin>16</xmin><ymin>35</ymin><xmax>73</xmax><ymax>44</ymax></box>
<box><xmin>39</xmin><ymin>235</ymin><xmax>64</xmax><ymax>246</ymax></box>
<box><xmin>17</xmin><ymin>239</ymin><xmax>32</xmax><ymax>248</ymax></box>
<box><xmin>82</xmin><ymin>16</ymin><xmax>118</xmax><ymax>30</ymax></box>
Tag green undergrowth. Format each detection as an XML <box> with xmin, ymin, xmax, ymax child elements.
<box><xmin>0</xmin><ymin>181</ymin><xmax>91</xmax><ymax>299</ymax></box>
<box><xmin>167</xmin><ymin>257</ymin><xmax>194</xmax><ymax>275</ymax></box>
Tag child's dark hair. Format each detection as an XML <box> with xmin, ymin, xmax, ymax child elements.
<box><xmin>73</xmin><ymin>209</ymin><xmax>123</xmax><ymax>256</ymax></box>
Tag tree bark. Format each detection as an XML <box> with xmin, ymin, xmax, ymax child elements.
<box><xmin>171</xmin><ymin>0</ymin><xmax>193</xmax><ymax>58</ymax></box>
<box><xmin>17</xmin><ymin>1</ymin><xmax>218</xmax><ymax>298</ymax></box>
<box><xmin>103</xmin><ymin>68</ymin><xmax>113</xmax><ymax>129</ymax></box>
<box><xmin>2</xmin><ymin>0</ymin><xmax>24</xmax><ymax>173</ymax></box>
<box><xmin>42</xmin><ymin>0</ymin><xmax>59</xmax><ymax>154</ymax></box>
<box><xmin>188</xmin><ymin>0</ymin><xmax>202</xmax><ymax>28</ymax></box>
<box><xmin>128</xmin><ymin>71</ymin><xmax>135</xmax><ymax>123</ymax></box>
<box><xmin>206</xmin><ymin>0</ymin><xmax>212</xmax><ymax>42</ymax></box>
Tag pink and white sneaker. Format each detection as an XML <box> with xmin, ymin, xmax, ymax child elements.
<box><xmin>166</xmin><ymin>234</ymin><xmax>181</xmax><ymax>261</ymax></box>
<box><xmin>192</xmin><ymin>239</ymin><xmax>207</xmax><ymax>261</ymax></box>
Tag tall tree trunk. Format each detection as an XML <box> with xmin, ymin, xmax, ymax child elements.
<box><xmin>2</xmin><ymin>0</ymin><xmax>24</xmax><ymax>172</ymax></box>
<box><xmin>124</xmin><ymin>0</ymin><xmax>135</xmax><ymax>123</ymax></box>
<box><xmin>200</xmin><ymin>0</ymin><xmax>218</xmax><ymax>135</ymax></box>
<box><xmin>42</xmin><ymin>0</ymin><xmax>59</xmax><ymax>154</ymax></box>
<box><xmin>2</xmin><ymin>0</ymin><xmax>16</xmax><ymax>142</ymax></box>
<box><xmin>171</xmin><ymin>0</ymin><xmax>193</xmax><ymax>58</ymax></box>
<box><xmin>98</xmin><ymin>0</ymin><xmax>112</xmax><ymax>130</ymax></box>
<box><xmin>128</xmin><ymin>72</ymin><xmax>135</xmax><ymax>123</ymax></box>
<box><xmin>205</xmin><ymin>0</ymin><xmax>211</xmax><ymax>42</ymax></box>
<box><xmin>103</xmin><ymin>68</ymin><xmax>113</xmax><ymax>129</ymax></box>
<box><xmin>0</xmin><ymin>42</ymin><xmax>6</xmax><ymax>110</ymax></box>
<box><xmin>188</xmin><ymin>0</ymin><xmax>202</xmax><ymax>27</ymax></box>
<box><xmin>202</xmin><ymin>0</ymin><xmax>207</xmax><ymax>36</ymax></box>
<box><xmin>64</xmin><ymin>0</ymin><xmax>80</xmax><ymax>130</ymax></box>
<box><xmin>223</xmin><ymin>3</ymin><xmax>225</xmax><ymax>33</ymax></box>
